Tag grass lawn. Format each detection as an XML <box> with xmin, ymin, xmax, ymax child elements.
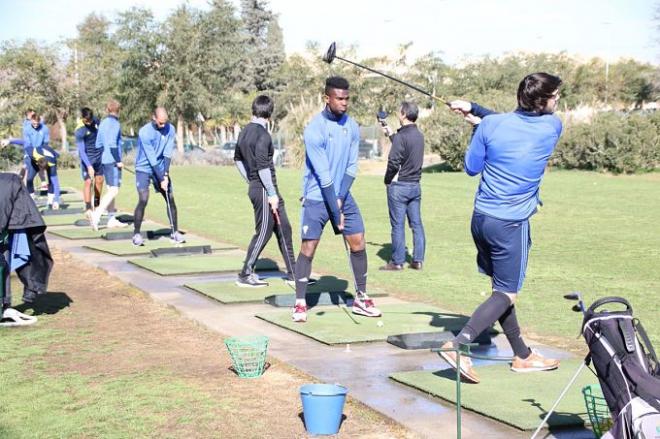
<box><xmin>57</xmin><ymin>167</ymin><xmax>660</xmax><ymax>348</ymax></box>
<box><xmin>0</xmin><ymin>250</ymin><xmax>410</xmax><ymax>438</ymax></box>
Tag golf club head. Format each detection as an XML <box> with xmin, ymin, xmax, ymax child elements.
<box><xmin>322</xmin><ymin>42</ymin><xmax>336</xmax><ymax>64</ymax></box>
<box><xmin>571</xmin><ymin>304</ymin><xmax>583</xmax><ymax>313</ymax></box>
<box><xmin>377</xmin><ymin>110</ymin><xmax>389</xmax><ymax>120</ymax></box>
<box><xmin>563</xmin><ymin>292</ymin><xmax>581</xmax><ymax>301</ymax></box>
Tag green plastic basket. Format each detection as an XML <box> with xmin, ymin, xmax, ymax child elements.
<box><xmin>224</xmin><ymin>335</ymin><xmax>269</xmax><ymax>378</ymax></box>
<box><xmin>582</xmin><ymin>384</ymin><xmax>613</xmax><ymax>438</ymax></box>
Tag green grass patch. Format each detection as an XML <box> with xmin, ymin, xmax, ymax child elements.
<box><xmin>48</xmin><ymin>225</ymin><xmax>167</xmax><ymax>240</ymax></box>
<box><xmin>43</xmin><ymin>213</ymin><xmax>86</xmax><ymax>226</ymax></box>
<box><xmin>57</xmin><ymin>167</ymin><xmax>660</xmax><ymax>346</ymax></box>
<box><xmin>128</xmin><ymin>253</ymin><xmax>278</xmax><ymax>276</ymax></box>
<box><xmin>256</xmin><ymin>303</ymin><xmax>468</xmax><ymax>345</ymax></box>
<box><xmin>390</xmin><ymin>358</ymin><xmax>593</xmax><ymax>430</ymax></box>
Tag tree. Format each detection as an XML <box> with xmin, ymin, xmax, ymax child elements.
<box><xmin>67</xmin><ymin>13</ymin><xmax>121</xmax><ymax>114</ymax></box>
<box><xmin>114</xmin><ymin>7</ymin><xmax>163</xmax><ymax>135</ymax></box>
<box><xmin>240</xmin><ymin>0</ymin><xmax>285</xmax><ymax>91</ymax></box>
<box><xmin>0</xmin><ymin>40</ymin><xmax>74</xmax><ymax>151</ymax></box>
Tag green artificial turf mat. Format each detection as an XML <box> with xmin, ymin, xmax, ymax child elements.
<box><xmin>128</xmin><ymin>254</ymin><xmax>278</xmax><ymax>276</ymax></box>
<box><xmin>185</xmin><ymin>280</ymin><xmax>293</xmax><ymax>304</ymax></box>
<box><xmin>84</xmin><ymin>240</ymin><xmax>236</xmax><ymax>256</ymax></box>
<box><xmin>43</xmin><ymin>213</ymin><xmax>85</xmax><ymax>226</ymax></box>
<box><xmin>256</xmin><ymin>303</ymin><xmax>469</xmax><ymax>345</ymax></box>
<box><xmin>48</xmin><ymin>224</ymin><xmax>160</xmax><ymax>240</ymax></box>
<box><xmin>390</xmin><ymin>358</ymin><xmax>593</xmax><ymax>430</ymax></box>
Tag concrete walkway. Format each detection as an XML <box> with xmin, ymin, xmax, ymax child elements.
<box><xmin>46</xmin><ymin>223</ymin><xmax>596</xmax><ymax>439</ymax></box>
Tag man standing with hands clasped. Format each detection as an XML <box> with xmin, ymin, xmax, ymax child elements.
<box><xmin>379</xmin><ymin>101</ymin><xmax>426</xmax><ymax>271</ymax></box>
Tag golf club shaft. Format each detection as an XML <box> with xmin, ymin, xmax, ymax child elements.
<box><xmin>335</xmin><ymin>55</ymin><xmax>448</xmax><ymax>105</ymax></box>
<box><xmin>165</xmin><ymin>186</ymin><xmax>175</xmax><ymax>236</ymax></box>
<box><xmin>122</xmin><ymin>166</ymin><xmax>135</xmax><ymax>175</ymax></box>
<box><xmin>272</xmin><ymin>208</ymin><xmax>295</xmax><ymax>276</ymax></box>
<box><xmin>530</xmin><ymin>361</ymin><xmax>587</xmax><ymax>439</ymax></box>
<box><xmin>342</xmin><ymin>237</ymin><xmax>359</xmax><ymax>293</ymax></box>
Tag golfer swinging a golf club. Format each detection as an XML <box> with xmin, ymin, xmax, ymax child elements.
<box><xmin>292</xmin><ymin>76</ymin><xmax>381</xmax><ymax>323</ymax></box>
<box><xmin>131</xmin><ymin>107</ymin><xmax>185</xmax><ymax>246</ymax></box>
<box><xmin>439</xmin><ymin>72</ymin><xmax>564</xmax><ymax>383</ymax></box>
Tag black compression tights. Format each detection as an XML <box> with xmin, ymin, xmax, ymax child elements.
<box><xmin>134</xmin><ymin>189</ymin><xmax>178</xmax><ymax>234</ymax></box>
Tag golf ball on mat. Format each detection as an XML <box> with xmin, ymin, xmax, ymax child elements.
<box><xmin>377</xmin><ymin>320</ymin><xmax>384</xmax><ymax>327</ymax></box>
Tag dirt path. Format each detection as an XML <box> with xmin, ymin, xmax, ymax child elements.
<box><xmin>18</xmin><ymin>248</ymin><xmax>415</xmax><ymax>438</ymax></box>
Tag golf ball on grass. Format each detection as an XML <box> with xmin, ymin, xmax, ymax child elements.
<box><xmin>376</xmin><ymin>320</ymin><xmax>384</xmax><ymax>327</ymax></box>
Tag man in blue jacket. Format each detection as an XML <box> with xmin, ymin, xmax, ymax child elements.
<box><xmin>90</xmin><ymin>99</ymin><xmax>127</xmax><ymax>230</ymax></box>
<box><xmin>131</xmin><ymin>107</ymin><xmax>184</xmax><ymax>245</ymax></box>
<box><xmin>439</xmin><ymin>73</ymin><xmax>564</xmax><ymax>383</ymax></box>
<box><xmin>75</xmin><ymin>107</ymin><xmax>104</xmax><ymax>217</ymax></box>
<box><xmin>21</xmin><ymin>109</ymin><xmax>49</xmax><ymax>190</ymax></box>
<box><xmin>291</xmin><ymin>76</ymin><xmax>381</xmax><ymax>323</ymax></box>
<box><xmin>23</xmin><ymin>112</ymin><xmax>60</xmax><ymax>209</ymax></box>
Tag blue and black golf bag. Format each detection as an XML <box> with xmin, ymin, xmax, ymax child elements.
<box><xmin>582</xmin><ymin>297</ymin><xmax>660</xmax><ymax>438</ymax></box>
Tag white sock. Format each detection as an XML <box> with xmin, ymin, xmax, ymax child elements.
<box><xmin>295</xmin><ymin>299</ymin><xmax>306</xmax><ymax>306</ymax></box>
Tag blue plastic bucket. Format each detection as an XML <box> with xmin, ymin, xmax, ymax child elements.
<box><xmin>300</xmin><ymin>384</ymin><xmax>348</xmax><ymax>435</ymax></box>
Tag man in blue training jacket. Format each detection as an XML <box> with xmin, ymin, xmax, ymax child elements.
<box><xmin>75</xmin><ymin>107</ymin><xmax>104</xmax><ymax>217</ymax></box>
<box><xmin>291</xmin><ymin>76</ymin><xmax>381</xmax><ymax>323</ymax></box>
<box><xmin>90</xmin><ymin>99</ymin><xmax>127</xmax><ymax>230</ymax></box>
<box><xmin>20</xmin><ymin>108</ymin><xmax>47</xmax><ymax>188</ymax></box>
<box><xmin>439</xmin><ymin>72</ymin><xmax>564</xmax><ymax>383</ymax></box>
<box><xmin>23</xmin><ymin>112</ymin><xmax>61</xmax><ymax>209</ymax></box>
<box><xmin>131</xmin><ymin>107</ymin><xmax>184</xmax><ymax>246</ymax></box>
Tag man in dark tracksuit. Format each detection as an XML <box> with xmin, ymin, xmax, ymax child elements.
<box><xmin>380</xmin><ymin>101</ymin><xmax>426</xmax><ymax>271</ymax></box>
<box><xmin>75</xmin><ymin>107</ymin><xmax>104</xmax><ymax>216</ymax></box>
<box><xmin>234</xmin><ymin>95</ymin><xmax>295</xmax><ymax>287</ymax></box>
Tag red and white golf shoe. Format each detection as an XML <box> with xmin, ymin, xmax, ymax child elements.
<box><xmin>352</xmin><ymin>292</ymin><xmax>382</xmax><ymax>317</ymax></box>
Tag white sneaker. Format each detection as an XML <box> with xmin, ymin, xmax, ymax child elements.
<box><xmin>90</xmin><ymin>210</ymin><xmax>102</xmax><ymax>231</ymax></box>
<box><xmin>51</xmin><ymin>201</ymin><xmax>60</xmax><ymax>210</ymax></box>
<box><xmin>352</xmin><ymin>292</ymin><xmax>382</xmax><ymax>317</ymax></box>
<box><xmin>132</xmin><ymin>233</ymin><xmax>144</xmax><ymax>246</ymax></box>
<box><xmin>292</xmin><ymin>303</ymin><xmax>307</xmax><ymax>323</ymax></box>
<box><xmin>106</xmin><ymin>217</ymin><xmax>128</xmax><ymax>228</ymax></box>
<box><xmin>170</xmin><ymin>231</ymin><xmax>186</xmax><ymax>244</ymax></box>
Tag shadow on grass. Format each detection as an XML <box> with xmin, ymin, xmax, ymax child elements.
<box><xmin>298</xmin><ymin>412</ymin><xmax>347</xmax><ymax>432</ymax></box>
<box><xmin>15</xmin><ymin>292</ymin><xmax>73</xmax><ymax>316</ymax></box>
<box><xmin>522</xmin><ymin>398</ymin><xmax>587</xmax><ymax>429</ymax></box>
<box><xmin>366</xmin><ymin>241</ymin><xmax>413</xmax><ymax>264</ymax></box>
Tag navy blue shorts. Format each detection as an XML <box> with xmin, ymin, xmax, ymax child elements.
<box><xmin>102</xmin><ymin>164</ymin><xmax>122</xmax><ymax>187</ymax></box>
<box><xmin>471</xmin><ymin>211</ymin><xmax>531</xmax><ymax>294</ymax></box>
<box><xmin>80</xmin><ymin>160</ymin><xmax>104</xmax><ymax>180</ymax></box>
<box><xmin>300</xmin><ymin>193</ymin><xmax>365</xmax><ymax>240</ymax></box>
<box><xmin>135</xmin><ymin>171</ymin><xmax>172</xmax><ymax>193</ymax></box>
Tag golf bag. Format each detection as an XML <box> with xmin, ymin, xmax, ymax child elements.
<box><xmin>582</xmin><ymin>297</ymin><xmax>660</xmax><ymax>439</ymax></box>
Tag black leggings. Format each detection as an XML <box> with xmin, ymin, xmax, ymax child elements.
<box><xmin>133</xmin><ymin>188</ymin><xmax>178</xmax><ymax>234</ymax></box>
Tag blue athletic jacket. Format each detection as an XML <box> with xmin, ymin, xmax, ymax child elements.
<box><xmin>23</xmin><ymin>123</ymin><xmax>50</xmax><ymax>150</ymax></box>
<box><xmin>136</xmin><ymin>121</ymin><xmax>175</xmax><ymax>181</ymax></box>
<box><xmin>75</xmin><ymin>118</ymin><xmax>100</xmax><ymax>167</ymax></box>
<box><xmin>302</xmin><ymin>107</ymin><xmax>359</xmax><ymax>226</ymax></box>
<box><xmin>465</xmin><ymin>109</ymin><xmax>563</xmax><ymax>221</ymax></box>
<box><xmin>95</xmin><ymin>115</ymin><xmax>122</xmax><ymax>165</ymax></box>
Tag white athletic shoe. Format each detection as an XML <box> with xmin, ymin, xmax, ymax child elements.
<box><xmin>352</xmin><ymin>292</ymin><xmax>382</xmax><ymax>317</ymax></box>
<box><xmin>90</xmin><ymin>210</ymin><xmax>102</xmax><ymax>231</ymax></box>
<box><xmin>132</xmin><ymin>233</ymin><xmax>144</xmax><ymax>246</ymax></box>
<box><xmin>170</xmin><ymin>231</ymin><xmax>186</xmax><ymax>244</ymax></box>
<box><xmin>292</xmin><ymin>303</ymin><xmax>307</xmax><ymax>323</ymax></box>
<box><xmin>106</xmin><ymin>216</ymin><xmax>128</xmax><ymax>229</ymax></box>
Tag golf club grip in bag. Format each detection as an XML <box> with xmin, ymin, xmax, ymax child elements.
<box><xmin>582</xmin><ymin>296</ymin><xmax>660</xmax><ymax>439</ymax></box>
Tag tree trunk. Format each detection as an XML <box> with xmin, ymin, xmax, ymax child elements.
<box><xmin>220</xmin><ymin>125</ymin><xmax>227</xmax><ymax>144</ymax></box>
<box><xmin>56</xmin><ymin>111</ymin><xmax>68</xmax><ymax>153</ymax></box>
<box><xmin>176</xmin><ymin>114</ymin><xmax>184</xmax><ymax>154</ymax></box>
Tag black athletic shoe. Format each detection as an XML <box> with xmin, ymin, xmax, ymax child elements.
<box><xmin>409</xmin><ymin>261</ymin><xmax>423</xmax><ymax>270</ymax></box>
<box><xmin>236</xmin><ymin>274</ymin><xmax>268</xmax><ymax>288</ymax></box>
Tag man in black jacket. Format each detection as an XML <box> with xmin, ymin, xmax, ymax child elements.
<box><xmin>0</xmin><ymin>172</ymin><xmax>53</xmax><ymax>326</ymax></box>
<box><xmin>234</xmin><ymin>95</ymin><xmax>296</xmax><ymax>287</ymax></box>
<box><xmin>380</xmin><ymin>102</ymin><xmax>426</xmax><ymax>271</ymax></box>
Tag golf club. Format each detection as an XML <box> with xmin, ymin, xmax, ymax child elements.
<box><xmin>272</xmin><ymin>207</ymin><xmax>295</xmax><ymax>283</ymax></box>
<box><xmin>564</xmin><ymin>291</ymin><xmax>586</xmax><ymax>315</ymax></box>
<box><xmin>323</xmin><ymin>42</ymin><xmax>449</xmax><ymax>106</ymax></box>
<box><xmin>530</xmin><ymin>292</ymin><xmax>591</xmax><ymax>438</ymax></box>
<box><xmin>164</xmin><ymin>185</ymin><xmax>177</xmax><ymax>244</ymax></box>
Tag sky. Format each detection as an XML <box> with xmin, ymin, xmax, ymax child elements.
<box><xmin>0</xmin><ymin>0</ymin><xmax>657</xmax><ymax>65</ymax></box>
